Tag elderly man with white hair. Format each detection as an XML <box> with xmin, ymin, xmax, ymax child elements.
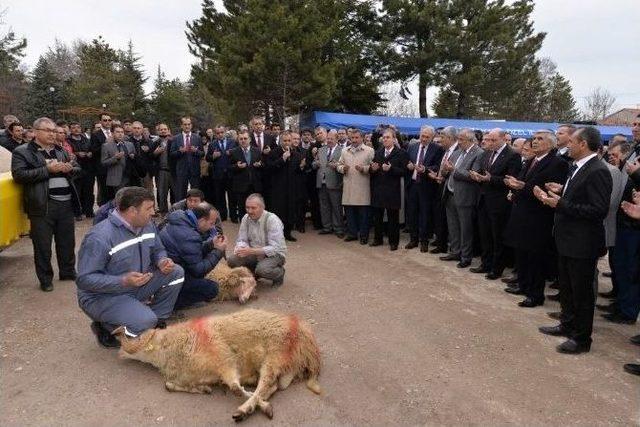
<box><xmin>227</xmin><ymin>193</ymin><xmax>287</xmax><ymax>287</ymax></box>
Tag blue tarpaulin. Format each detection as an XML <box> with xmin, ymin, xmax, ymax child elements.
<box><xmin>302</xmin><ymin>111</ymin><xmax>632</xmax><ymax>142</ymax></box>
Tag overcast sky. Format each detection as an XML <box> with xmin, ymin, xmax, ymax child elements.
<box><xmin>5</xmin><ymin>0</ymin><xmax>640</xmax><ymax>115</ymax></box>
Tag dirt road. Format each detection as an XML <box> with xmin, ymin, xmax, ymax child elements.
<box><xmin>1</xmin><ymin>220</ymin><xmax>639</xmax><ymax>426</ymax></box>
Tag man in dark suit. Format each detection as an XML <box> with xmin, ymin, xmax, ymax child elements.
<box><xmin>555</xmin><ymin>124</ymin><xmax>576</xmax><ymax>162</ymax></box>
<box><xmin>249</xmin><ymin>116</ymin><xmax>276</xmax><ymax>207</ymax></box>
<box><xmin>470</xmin><ymin>128</ymin><xmax>522</xmax><ymax>279</ymax></box>
<box><xmin>230</xmin><ymin>130</ymin><xmax>263</xmax><ymax>210</ymax></box>
<box><xmin>369</xmin><ymin>129</ymin><xmax>409</xmax><ymax>251</ymax></box>
<box><xmin>503</xmin><ymin>131</ymin><xmax>568</xmax><ymax>307</ymax></box>
<box><xmin>536</xmin><ymin>127</ymin><xmax>613</xmax><ymax>354</ymax></box>
<box><xmin>170</xmin><ymin>116</ymin><xmax>204</xmax><ymax>201</ymax></box>
<box><xmin>405</xmin><ymin>126</ymin><xmax>444</xmax><ymax>252</ymax></box>
<box><xmin>68</xmin><ymin>121</ymin><xmax>96</xmax><ymax>217</ymax></box>
<box><xmin>206</xmin><ymin>125</ymin><xmax>238</xmax><ymax>222</ymax></box>
<box><xmin>90</xmin><ymin>113</ymin><xmax>113</xmax><ymax>206</ymax></box>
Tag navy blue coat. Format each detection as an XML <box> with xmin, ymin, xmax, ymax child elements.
<box><xmin>405</xmin><ymin>141</ymin><xmax>444</xmax><ymax>192</ymax></box>
<box><xmin>206</xmin><ymin>138</ymin><xmax>237</xmax><ymax>179</ymax></box>
<box><xmin>170</xmin><ymin>132</ymin><xmax>204</xmax><ymax>178</ymax></box>
<box><xmin>159</xmin><ymin>210</ymin><xmax>223</xmax><ymax>279</ymax></box>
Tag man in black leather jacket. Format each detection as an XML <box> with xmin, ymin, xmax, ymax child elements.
<box><xmin>11</xmin><ymin>117</ymin><xmax>81</xmax><ymax>292</ymax></box>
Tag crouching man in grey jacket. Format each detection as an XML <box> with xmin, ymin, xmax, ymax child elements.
<box><xmin>76</xmin><ymin>187</ymin><xmax>184</xmax><ymax>348</ymax></box>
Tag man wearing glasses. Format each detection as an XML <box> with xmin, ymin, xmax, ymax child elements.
<box><xmin>11</xmin><ymin>117</ymin><xmax>81</xmax><ymax>292</ymax></box>
<box><xmin>91</xmin><ymin>114</ymin><xmax>114</xmax><ymax>206</ymax></box>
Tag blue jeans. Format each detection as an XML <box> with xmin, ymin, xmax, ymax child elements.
<box><xmin>344</xmin><ymin>205</ymin><xmax>370</xmax><ymax>239</ymax></box>
<box><xmin>175</xmin><ymin>277</ymin><xmax>218</xmax><ymax>310</ymax></box>
<box><xmin>612</xmin><ymin>228</ymin><xmax>640</xmax><ymax>319</ymax></box>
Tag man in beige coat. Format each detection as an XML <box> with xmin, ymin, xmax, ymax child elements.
<box><xmin>337</xmin><ymin>129</ymin><xmax>374</xmax><ymax>244</ymax></box>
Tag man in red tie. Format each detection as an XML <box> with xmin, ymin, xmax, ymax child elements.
<box><xmin>170</xmin><ymin>116</ymin><xmax>204</xmax><ymax>201</ymax></box>
<box><xmin>249</xmin><ymin>116</ymin><xmax>275</xmax><ymax>206</ymax></box>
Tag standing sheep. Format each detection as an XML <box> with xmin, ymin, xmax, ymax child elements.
<box><xmin>113</xmin><ymin>309</ymin><xmax>322</xmax><ymax>421</ymax></box>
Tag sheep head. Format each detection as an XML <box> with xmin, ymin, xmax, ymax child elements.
<box><xmin>112</xmin><ymin>326</ymin><xmax>159</xmax><ymax>363</ymax></box>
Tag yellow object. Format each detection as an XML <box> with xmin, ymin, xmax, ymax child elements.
<box><xmin>0</xmin><ymin>171</ymin><xmax>30</xmax><ymax>248</ymax></box>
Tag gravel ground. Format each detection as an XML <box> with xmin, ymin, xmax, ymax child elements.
<box><xmin>1</xmin><ymin>219</ymin><xmax>639</xmax><ymax>426</ymax></box>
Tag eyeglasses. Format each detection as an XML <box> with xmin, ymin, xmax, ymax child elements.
<box><xmin>35</xmin><ymin>128</ymin><xmax>56</xmax><ymax>133</ymax></box>
<box><xmin>102</xmin><ymin>119</ymin><xmax>112</xmax><ymax>122</ymax></box>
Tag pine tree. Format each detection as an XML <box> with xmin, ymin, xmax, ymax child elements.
<box><xmin>22</xmin><ymin>57</ymin><xmax>66</xmax><ymax>121</ymax></box>
<box><xmin>149</xmin><ymin>66</ymin><xmax>193</xmax><ymax>128</ymax></box>
<box><xmin>116</xmin><ymin>41</ymin><xmax>148</xmax><ymax>120</ymax></box>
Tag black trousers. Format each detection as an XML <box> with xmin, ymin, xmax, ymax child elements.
<box><xmin>29</xmin><ymin>200</ymin><xmax>76</xmax><ymax>286</ymax></box>
<box><xmin>234</xmin><ymin>187</ymin><xmax>258</xmax><ymax>218</ymax></box>
<box><xmin>478</xmin><ymin>200</ymin><xmax>510</xmax><ymax>274</ymax></box>
<box><xmin>516</xmin><ymin>248</ymin><xmax>547</xmax><ymax>302</ymax></box>
<box><xmin>306</xmin><ymin>177</ymin><xmax>322</xmax><ymax>229</ymax></box>
<box><xmin>558</xmin><ymin>255</ymin><xmax>597</xmax><ymax>345</ymax></box>
<box><xmin>175</xmin><ymin>175</ymin><xmax>201</xmax><ymax>201</ymax></box>
<box><xmin>76</xmin><ymin>172</ymin><xmax>95</xmax><ymax>216</ymax></box>
<box><xmin>213</xmin><ymin>175</ymin><xmax>237</xmax><ymax>221</ymax></box>
<box><xmin>406</xmin><ymin>183</ymin><xmax>431</xmax><ymax>243</ymax></box>
<box><xmin>96</xmin><ymin>174</ymin><xmax>108</xmax><ymax>206</ymax></box>
<box><xmin>373</xmin><ymin>207</ymin><xmax>400</xmax><ymax>246</ymax></box>
<box><xmin>433</xmin><ymin>191</ymin><xmax>449</xmax><ymax>250</ymax></box>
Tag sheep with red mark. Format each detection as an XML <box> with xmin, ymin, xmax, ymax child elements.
<box><xmin>112</xmin><ymin>308</ymin><xmax>322</xmax><ymax>421</ymax></box>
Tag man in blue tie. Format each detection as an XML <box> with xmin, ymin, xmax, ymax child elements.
<box><xmin>206</xmin><ymin>125</ymin><xmax>238</xmax><ymax>222</ymax></box>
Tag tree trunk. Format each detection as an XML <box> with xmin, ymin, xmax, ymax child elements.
<box><xmin>456</xmin><ymin>91</ymin><xmax>466</xmax><ymax>118</ymax></box>
<box><xmin>418</xmin><ymin>73</ymin><xmax>428</xmax><ymax>118</ymax></box>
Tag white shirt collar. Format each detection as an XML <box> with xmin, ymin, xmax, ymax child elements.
<box><xmin>494</xmin><ymin>143</ymin><xmax>506</xmax><ymax>157</ymax></box>
<box><xmin>535</xmin><ymin>152</ymin><xmax>549</xmax><ymax>161</ymax></box>
<box><xmin>574</xmin><ymin>152</ymin><xmax>597</xmax><ymax>171</ymax></box>
<box><xmin>447</xmin><ymin>142</ymin><xmax>458</xmax><ymax>154</ymax></box>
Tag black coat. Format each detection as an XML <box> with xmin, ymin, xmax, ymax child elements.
<box><xmin>504</xmin><ymin>152</ymin><xmax>568</xmax><ymax>251</ymax></box>
<box><xmin>129</xmin><ymin>136</ymin><xmax>158</xmax><ymax>176</ymax></box>
<box><xmin>90</xmin><ymin>130</ymin><xmax>108</xmax><ymax>176</ymax></box>
<box><xmin>478</xmin><ymin>145</ymin><xmax>522</xmax><ymax>213</ymax></box>
<box><xmin>405</xmin><ymin>141</ymin><xmax>445</xmax><ymax>194</ymax></box>
<box><xmin>266</xmin><ymin>146</ymin><xmax>304</xmax><ymax>225</ymax></box>
<box><xmin>293</xmin><ymin>146</ymin><xmax>309</xmax><ymax>201</ymax></box>
<box><xmin>11</xmin><ymin>141</ymin><xmax>81</xmax><ymax>217</ymax></box>
<box><xmin>229</xmin><ymin>146</ymin><xmax>263</xmax><ymax>193</ymax></box>
<box><xmin>554</xmin><ymin>156</ymin><xmax>612</xmax><ymax>258</ymax></box>
<box><xmin>370</xmin><ymin>147</ymin><xmax>409</xmax><ymax>209</ymax></box>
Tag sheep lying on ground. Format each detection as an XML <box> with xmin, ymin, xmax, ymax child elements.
<box><xmin>207</xmin><ymin>260</ymin><xmax>256</xmax><ymax>304</ymax></box>
<box><xmin>113</xmin><ymin>309</ymin><xmax>322</xmax><ymax>421</ymax></box>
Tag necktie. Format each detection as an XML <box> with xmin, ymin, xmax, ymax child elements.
<box><xmin>414</xmin><ymin>145</ymin><xmax>425</xmax><ymax>180</ymax></box>
<box><xmin>258</xmin><ymin>134</ymin><xmax>262</xmax><ymax>150</ymax></box>
<box><xmin>525</xmin><ymin>157</ymin><xmax>539</xmax><ymax>177</ymax></box>
<box><xmin>221</xmin><ymin>140</ymin><xmax>225</xmax><ymax>151</ymax></box>
<box><xmin>489</xmin><ymin>150</ymin><xmax>498</xmax><ymax>166</ymax></box>
<box><xmin>563</xmin><ymin>163</ymin><xmax>578</xmax><ymax>194</ymax></box>
<box><xmin>327</xmin><ymin>147</ymin><xmax>332</xmax><ymax>161</ymax></box>
<box><xmin>385</xmin><ymin>149</ymin><xmax>390</xmax><ymax>157</ymax></box>
<box><xmin>245</xmin><ymin>148</ymin><xmax>251</xmax><ymax>164</ymax></box>
<box><xmin>185</xmin><ymin>133</ymin><xmax>191</xmax><ymax>149</ymax></box>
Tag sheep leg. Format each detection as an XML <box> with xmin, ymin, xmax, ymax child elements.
<box><xmin>220</xmin><ymin>369</ymin><xmax>253</xmax><ymax>398</ymax></box>
<box><xmin>165</xmin><ymin>381</ymin><xmax>211</xmax><ymax>394</ymax></box>
<box><xmin>232</xmin><ymin>365</ymin><xmax>278</xmax><ymax>421</ymax></box>
<box><xmin>278</xmin><ymin>372</ymin><xmax>294</xmax><ymax>390</ymax></box>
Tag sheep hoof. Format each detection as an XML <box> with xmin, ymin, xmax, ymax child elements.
<box><xmin>261</xmin><ymin>402</ymin><xmax>273</xmax><ymax>419</ymax></box>
<box><xmin>232</xmin><ymin>410</ymin><xmax>248</xmax><ymax>422</ymax></box>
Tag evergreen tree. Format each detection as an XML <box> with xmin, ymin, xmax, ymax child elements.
<box><xmin>22</xmin><ymin>57</ymin><xmax>66</xmax><ymax>121</ymax></box>
<box><xmin>149</xmin><ymin>66</ymin><xmax>193</xmax><ymax>129</ymax></box>
<box><xmin>116</xmin><ymin>41</ymin><xmax>148</xmax><ymax>119</ymax></box>
<box><xmin>0</xmin><ymin>6</ymin><xmax>27</xmax><ymax>117</ymax></box>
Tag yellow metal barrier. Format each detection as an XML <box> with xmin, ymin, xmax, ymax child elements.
<box><xmin>0</xmin><ymin>172</ymin><xmax>30</xmax><ymax>248</ymax></box>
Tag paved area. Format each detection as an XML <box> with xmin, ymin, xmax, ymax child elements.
<box><xmin>1</xmin><ymin>219</ymin><xmax>639</xmax><ymax>426</ymax></box>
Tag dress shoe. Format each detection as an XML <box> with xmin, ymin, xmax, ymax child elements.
<box><xmin>285</xmin><ymin>234</ymin><xmax>297</xmax><ymax>242</ymax></box>
<box><xmin>538</xmin><ymin>324</ymin><xmax>571</xmax><ymax>337</ymax></box>
<box><xmin>389</xmin><ymin>244</ymin><xmax>398</xmax><ymax>251</ymax></box>
<box><xmin>318</xmin><ymin>229</ymin><xmax>333</xmax><ymax>235</ymax></box>
<box><xmin>630</xmin><ymin>335</ymin><xmax>640</xmax><ymax>346</ymax></box>
<box><xmin>501</xmin><ymin>276</ymin><xmax>518</xmax><ymax>285</ymax></box>
<box><xmin>430</xmin><ymin>247</ymin><xmax>446</xmax><ymax>254</ymax></box>
<box><xmin>359</xmin><ymin>237</ymin><xmax>368</xmax><ymax>245</ymax></box>
<box><xmin>547</xmin><ymin>293</ymin><xmax>560</xmax><ymax>301</ymax></box>
<box><xmin>623</xmin><ymin>363</ymin><xmax>640</xmax><ymax>376</ymax></box>
<box><xmin>601</xmin><ymin>313</ymin><xmax>636</xmax><ymax>324</ymax></box>
<box><xmin>556</xmin><ymin>339</ymin><xmax>590</xmax><ymax>354</ymax></box>
<box><xmin>335</xmin><ymin>232</ymin><xmax>345</xmax><ymax>238</ymax></box>
<box><xmin>596</xmin><ymin>303</ymin><xmax>617</xmax><ymax>313</ymax></box>
<box><xmin>469</xmin><ymin>266</ymin><xmax>489</xmax><ymax>274</ymax></box>
<box><xmin>485</xmin><ymin>272</ymin><xmax>501</xmax><ymax>280</ymax></box>
<box><xmin>602</xmin><ymin>271</ymin><xmax>612</xmax><ymax>278</ymax></box>
<box><xmin>405</xmin><ymin>241</ymin><xmax>418</xmax><ymax>249</ymax></box>
<box><xmin>456</xmin><ymin>260</ymin><xmax>471</xmax><ymax>268</ymax></box>
<box><xmin>369</xmin><ymin>240</ymin><xmax>383</xmax><ymax>247</ymax></box>
<box><xmin>420</xmin><ymin>242</ymin><xmax>429</xmax><ymax>253</ymax></box>
<box><xmin>40</xmin><ymin>282</ymin><xmax>54</xmax><ymax>292</ymax></box>
<box><xmin>504</xmin><ymin>287</ymin><xmax>524</xmax><ymax>295</ymax></box>
<box><xmin>90</xmin><ymin>322</ymin><xmax>120</xmax><ymax>348</ymax></box>
<box><xmin>344</xmin><ymin>235</ymin><xmax>358</xmax><ymax>242</ymax></box>
<box><xmin>598</xmin><ymin>289</ymin><xmax>616</xmax><ymax>299</ymax></box>
<box><xmin>439</xmin><ymin>254</ymin><xmax>460</xmax><ymax>261</ymax></box>
<box><xmin>59</xmin><ymin>272</ymin><xmax>77</xmax><ymax>281</ymax></box>
<box><xmin>518</xmin><ymin>298</ymin><xmax>543</xmax><ymax>308</ymax></box>
<box><xmin>547</xmin><ymin>311</ymin><xmax>562</xmax><ymax>320</ymax></box>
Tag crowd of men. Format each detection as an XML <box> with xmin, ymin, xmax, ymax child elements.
<box><xmin>3</xmin><ymin>112</ymin><xmax>640</xmax><ymax>375</ymax></box>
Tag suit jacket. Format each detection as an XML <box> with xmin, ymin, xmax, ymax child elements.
<box><xmin>170</xmin><ymin>132</ymin><xmax>204</xmax><ymax>178</ymax></box>
<box><xmin>90</xmin><ymin>130</ymin><xmax>109</xmax><ymax>176</ymax></box>
<box><xmin>451</xmin><ymin>144</ymin><xmax>484</xmax><ymax>207</ymax></box>
<box><xmin>229</xmin><ymin>146</ymin><xmax>263</xmax><ymax>193</ymax></box>
<box><xmin>604</xmin><ymin>161</ymin><xmax>626</xmax><ymax>247</ymax></box>
<box><xmin>313</xmin><ymin>144</ymin><xmax>343</xmax><ymax>190</ymax></box>
<box><xmin>478</xmin><ymin>145</ymin><xmax>522</xmax><ymax>213</ymax></box>
<box><xmin>504</xmin><ymin>152</ymin><xmax>568</xmax><ymax>251</ymax></box>
<box><xmin>101</xmin><ymin>140</ymin><xmax>136</xmax><ymax>187</ymax></box>
<box><xmin>405</xmin><ymin>141</ymin><xmax>445</xmax><ymax>193</ymax></box>
<box><xmin>370</xmin><ymin>147</ymin><xmax>409</xmax><ymax>209</ymax></box>
<box><xmin>554</xmin><ymin>156</ymin><xmax>612</xmax><ymax>258</ymax></box>
<box><xmin>206</xmin><ymin>138</ymin><xmax>237</xmax><ymax>179</ymax></box>
<box><xmin>250</xmin><ymin>132</ymin><xmax>276</xmax><ymax>151</ymax></box>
